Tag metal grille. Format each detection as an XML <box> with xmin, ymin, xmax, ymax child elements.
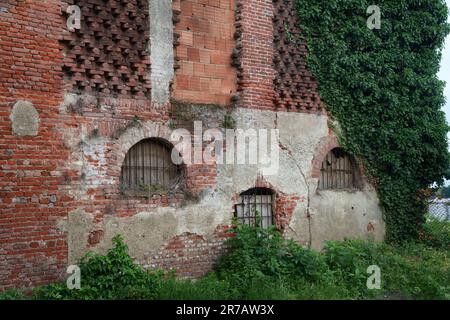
<box><xmin>121</xmin><ymin>138</ymin><xmax>181</xmax><ymax>191</ymax></box>
<box><xmin>234</xmin><ymin>188</ymin><xmax>274</xmax><ymax>228</ymax></box>
<box><xmin>319</xmin><ymin>148</ymin><xmax>356</xmax><ymax>190</ymax></box>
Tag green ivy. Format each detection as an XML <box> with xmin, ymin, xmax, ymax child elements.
<box><xmin>294</xmin><ymin>0</ymin><xmax>450</xmax><ymax>242</ymax></box>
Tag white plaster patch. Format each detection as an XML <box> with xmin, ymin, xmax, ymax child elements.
<box><xmin>10</xmin><ymin>100</ymin><xmax>39</xmax><ymax>136</ymax></box>
<box><xmin>149</xmin><ymin>0</ymin><xmax>174</xmax><ymax>105</ymax></box>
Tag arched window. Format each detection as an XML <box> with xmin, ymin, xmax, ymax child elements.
<box><xmin>234</xmin><ymin>188</ymin><xmax>275</xmax><ymax>228</ymax></box>
<box><xmin>121</xmin><ymin>138</ymin><xmax>182</xmax><ymax>192</ymax></box>
<box><xmin>318</xmin><ymin>148</ymin><xmax>357</xmax><ymax>190</ymax></box>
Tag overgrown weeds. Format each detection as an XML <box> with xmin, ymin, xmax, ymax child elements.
<box><xmin>1</xmin><ymin>219</ymin><xmax>448</xmax><ymax>300</ymax></box>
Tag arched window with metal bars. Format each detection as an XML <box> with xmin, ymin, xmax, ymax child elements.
<box><xmin>318</xmin><ymin>148</ymin><xmax>358</xmax><ymax>190</ymax></box>
<box><xmin>234</xmin><ymin>188</ymin><xmax>275</xmax><ymax>228</ymax></box>
<box><xmin>121</xmin><ymin>138</ymin><xmax>182</xmax><ymax>192</ymax></box>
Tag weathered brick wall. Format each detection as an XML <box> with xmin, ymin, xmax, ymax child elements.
<box><xmin>0</xmin><ymin>0</ymin><xmax>68</xmax><ymax>290</ymax></box>
<box><xmin>140</xmin><ymin>226</ymin><xmax>233</xmax><ymax>278</ymax></box>
<box><xmin>0</xmin><ymin>0</ymin><xmax>381</xmax><ymax>292</ymax></box>
<box><xmin>234</xmin><ymin>0</ymin><xmax>323</xmax><ymax>113</ymax></box>
<box><xmin>0</xmin><ymin>0</ymin><xmax>225</xmax><ymax>291</ymax></box>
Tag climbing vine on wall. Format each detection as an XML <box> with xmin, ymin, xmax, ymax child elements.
<box><xmin>294</xmin><ymin>0</ymin><xmax>450</xmax><ymax>242</ymax></box>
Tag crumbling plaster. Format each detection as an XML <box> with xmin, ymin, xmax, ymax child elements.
<box><xmin>66</xmin><ymin>107</ymin><xmax>385</xmax><ymax>265</ymax></box>
<box><xmin>149</xmin><ymin>0</ymin><xmax>174</xmax><ymax>105</ymax></box>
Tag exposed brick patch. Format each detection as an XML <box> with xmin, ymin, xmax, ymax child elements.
<box><xmin>87</xmin><ymin>229</ymin><xmax>104</xmax><ymax>246</ymax></box>
<box><xmin>275</xmin><ymin>194</ymin><xmax>301</xmax><ymax>233</ymax></box>
<box><xmin>143</xmin><ymin>227</ymin><xmax>230</xmax><ymax>278</ymax></box>
<box><xmin>254</xmin><ymin>174</ymin><xmax>274</xmax><ymax>190</ymax></box>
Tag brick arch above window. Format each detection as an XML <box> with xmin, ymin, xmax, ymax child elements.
<box><xmin>110</xmin><ymin>122</ymin><xmax>185</xmax><ymax>196</ymax></box>
<box><xmin>112</xmin><ymin>122</ymin><xmax>174</xmax><ymax>171</ymax></box>
<box><xmin>311</xmin><ymin>135</ymin><xmax>340</xmax><ymax>180</ymax></box>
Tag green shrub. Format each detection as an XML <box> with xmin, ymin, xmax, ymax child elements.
<box><xmin>421</xmin><ymin>216</ymin><xmax>450</xmax><ymax>249</ymax></box>
<box><xmin>33</xmin><ymin>235</ymin><xmax>163</xmax><ymax>300</ymax></box>
<box><xmin>323</xmin><ymin>239</ymin><xmax>450</xmax><ymax>300</ymax></box>
<box><xmin>0</xmin><ymin>289</ymin><xmax>27</xmax><ymax>300</ymax></box>
<box><xmin>215</xmin><ymin>220</ymin><xmax>334</xmax><ymax>298</ymax></box>
<box><xmin>2</xmin><ymin>223</ymin><xmax>448</xmax><ymax>300</ymax></box>
<box><xmin>323</xmin><ymin>240</ymin><xmax>381</xmax><ymax>299</ymax></box>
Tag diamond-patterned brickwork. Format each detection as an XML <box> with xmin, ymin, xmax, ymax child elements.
<box><xmin>61</xmin><ymin>0</ymin><xmax>151</xmax><ymax>98</ymax></box>
<box><xmin>273</xmin><ymin>0</ymin><xmax>323</xmax><ymax>113</ymax></box>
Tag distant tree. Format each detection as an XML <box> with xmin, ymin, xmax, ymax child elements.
<box><xmin>441</xmin><ymin>185</ymin><xmax>450</xmax><ymax>198</ymax></box>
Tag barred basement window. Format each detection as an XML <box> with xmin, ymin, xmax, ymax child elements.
<box><xmin>234</xmin><ymin>188</ymin><xmax>275</xmax><ymax>228</ymax></box>
<box><xmin>319</xmin><ymin>148</ymin><xmax>357</xmax><ymax>190</ymax></box>
<box><xmin>121</xmin><ymin>138</ymin><xmax>182</xmax><ymax>192</ymax></box>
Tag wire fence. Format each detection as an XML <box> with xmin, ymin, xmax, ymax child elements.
<box><xmin>428</xmin><ymin>201</ymin><xmax>450</xmax><ymax>221</ymax></box>
<box><xmin>425</xmin><ymin>200</ymin><xmax>450</xmax><ymax>248</ymax></box>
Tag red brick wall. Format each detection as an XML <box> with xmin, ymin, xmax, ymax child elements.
<box><xmin>172</xmin><ymin>0</ymin><xmax>236</xmax><ymax>105</ymax></box>
<box><xmin>60</xmin><ymin>0</ymin><xmax>151</xmax><ymax>98</ymax></box>
<box><xmin>143</xmin><ymin>226</ymin><xmax>233</xmax><ymax>278</ymax></box>
<box><xmin>234</xmin><ymin>0</ymin><xmax>323</xmax><ymax>113</ymax></box>
<box><xmin>234</xmin><ymin>0</ymin><xmax>276</xmax><ymax>110</ymax></box>
<box><xmin>0</xmin><ymin>0</ymin><xmax>222</xmax><ymax>291</ymax></box>
<box><xmin>0</xmin><ymin>0</ymin><xmax>68</xmax><ymax>290</ymax></box>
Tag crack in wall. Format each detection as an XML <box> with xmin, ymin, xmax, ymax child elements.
<box><xmin>275</xmin><ymin>112</ymin><xmax>313</xmax><ymax>248</ymax></box>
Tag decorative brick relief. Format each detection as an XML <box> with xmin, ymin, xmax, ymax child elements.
<box><xmin>272</xmin><ymin>0</ymin><xmax>324</xmax><ymax>113</ymax></box>
<box><xmin>60</xmin><ymin>0</ymin><xmax>151</xmax><ymax>98</ymax></box>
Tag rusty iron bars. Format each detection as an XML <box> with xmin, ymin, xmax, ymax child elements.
<box><xmin>121</xmin><ymin>138</ymin><xmax>181</xmax><ymax>191</ymax></box>
<box><xmin>235</xmin><ymin>188</ymin><xmax>275</xmax><ymax>229</ymax></box>
<box><xmin>319</xmin><ymin>148</ymin><xmax>357</xmax><ymax>190</ymax></box>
